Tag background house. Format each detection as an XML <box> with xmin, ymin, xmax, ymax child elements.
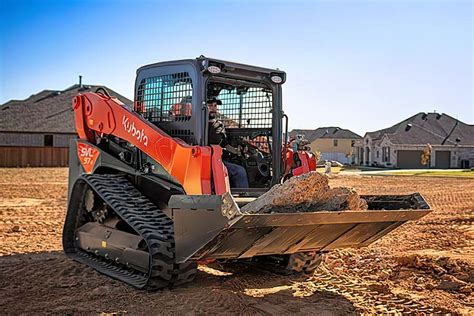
<box><xmin>0</xmin><ymin>83</ymin><xmax>132</xmax><ymax>167</ymax></box>
<box><xmin>290</xmin><ymin>127</ymin><xmax>362</xmax><ymax>164</ymax></box>
<box><xmin>356</xmin><ymin>112</ymin><xmax>474</xmax><ymax>168</ymax></box>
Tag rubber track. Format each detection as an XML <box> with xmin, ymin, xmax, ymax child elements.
<box><xmin>65</xmin><ymin>174</ymin><xmax>196</xmax><ymax>290</ymax></box>
<box><xmin>286</xmin><ymin>252</ymin><xmax>323</xmax><ymax>274</ymax></box>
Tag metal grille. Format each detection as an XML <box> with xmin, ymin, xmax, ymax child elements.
<box><xmin>215</xmin><ymin>87</ymin><xmax>272</xmax><ymax>129</ymax></box>
<box><xmin>245</xmin><ymin>135</ymin><xmax>271</xmax><ymax>154</ymax></box>
<box><xmin>136</xmin><ymin>72</ymin><xmax>193</xmax><ymax>122</ymax></box>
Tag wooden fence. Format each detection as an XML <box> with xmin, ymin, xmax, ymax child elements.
<box><xmin>0</xmin><ymin>147</ymin><xmax>69</xmax><ymax>167</ymax></box>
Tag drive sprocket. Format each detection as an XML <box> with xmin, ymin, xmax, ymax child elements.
<box><xmin>84</xmin><ymin>189</ymin><xmax>108</xmax><ymax>223</ymax></box>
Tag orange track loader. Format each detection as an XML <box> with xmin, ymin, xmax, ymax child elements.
<box><xmin>63</xmin><ymin>57</ymin><xmax>431</xmax><ymax>289</ymax></box>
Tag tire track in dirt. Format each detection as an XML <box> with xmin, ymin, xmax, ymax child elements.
<box><xmin>240</xmin><ymin>262</ymin><xmax>452</xmax><ymax>314</ymax></box>
<box><xmin>309</xmin><ymin>266</ymin><xmax>449</xmax><ymax>314</ymax></box>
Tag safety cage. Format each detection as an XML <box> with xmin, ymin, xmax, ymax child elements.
<box><xmin>206</xmin><ymin>80</ymin><xmax>273</xmax><ymax>152</ymax></box>
<box><xmin>135</xmin><ymin>71</ymin><xmax>197</xmax><ymax>145</ymax></box>
<box><xmin>134</xmin><ymin>57</ymin><xmax>286</xmax><ymax>187</ymax></box>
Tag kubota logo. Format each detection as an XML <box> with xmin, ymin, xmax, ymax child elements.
<box><xmin>122</xmin><ymin>116</ymin><xmax>149</xmax><ymax>146</ymax></box>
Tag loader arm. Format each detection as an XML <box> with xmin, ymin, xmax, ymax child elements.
<box><xmin>72</xmin><ymin>92</ymin><xmax>230</xmax><ymax>195</ymax></box>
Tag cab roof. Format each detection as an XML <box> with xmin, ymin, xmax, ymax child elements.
<box><xmin>137</xmin><ymin>56</ymin><xmax>286</xmax><ymax>78</ymax></box>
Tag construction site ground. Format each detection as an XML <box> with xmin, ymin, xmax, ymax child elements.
<box><xmin>0</xmin><ymin>168</ymin><xmax>472</xmax><ymax>315</ymax></box>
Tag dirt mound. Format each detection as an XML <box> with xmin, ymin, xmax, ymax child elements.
<box><xmin>241</xmin><ymin>171</ymin><xmax>367</xmax><ymax>213</ymax></box>
<box><xmin>393</xmin><ymin>254</ymin><xmax>473</xmax><ymax>292</ymax></box>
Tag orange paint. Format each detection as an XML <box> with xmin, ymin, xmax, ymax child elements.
<box><xmin>210</xmin><ymin>145</ymin><xmax>230</xmax><ymax>195</ymax></box>
<box><xmin>284</xmin><ymin>148</ymin><xmax>316</xmax><ymax>177</ymax></box>
<box><xmin>73</xmin><ymin>92</ymin><xmax>220</xmax><ymax>195</ymax></box>
<box><xmin>77</xmin><ymin>142</ymin><xmax>100</xmax><ymax>174</ymax></box>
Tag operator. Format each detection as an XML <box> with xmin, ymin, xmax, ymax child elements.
<box><xmin>207</xmin><ymin>98</ymin><xmax>249</xmax><ymax>188</ymax></box>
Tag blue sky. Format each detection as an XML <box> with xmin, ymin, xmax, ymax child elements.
<box><xmin>0</xmin><ymin>0</ymin><xmax>472</xmax><ymax>135</ymax></box>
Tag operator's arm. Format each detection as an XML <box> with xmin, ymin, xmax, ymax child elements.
<box><xmin>208</xmin><ymin>119</ymin><xmax>241</xmax><ymax>155</ymax></box>
<box><xmin>208</xmin><ymin>119</ymin><xmax>229</xmax><ymax>147</ymax></box>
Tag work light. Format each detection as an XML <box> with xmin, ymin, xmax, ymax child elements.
<box><xmin>207</xmin><ymin>65</ymin><xmax>221</xmax><ymax>74</ymax></box>
<box><xmin>270</xmin><ymin>75</ymin><xmax>283</xmax><ymax>84</ymax></box>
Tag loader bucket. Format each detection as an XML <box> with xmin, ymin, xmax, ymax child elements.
<box><xmin>169</xmin><ymin>193</ymin><xmax>431</xmax><ymax>263</ymax></box>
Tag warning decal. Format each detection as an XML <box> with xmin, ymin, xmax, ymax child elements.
<box><xmin>77</xmin><ymin>142</ymin><xmax>100</xmax><ymax>174</ymax></box>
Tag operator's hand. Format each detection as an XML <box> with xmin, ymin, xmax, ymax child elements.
<box><xmin>210</xmin><ymin>119</ymin><xmax>225</xmax><ymax>134</ymax></box>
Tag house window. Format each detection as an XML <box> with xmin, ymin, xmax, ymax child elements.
<box><xmin>382</xmin><ymin>147</ymin><xmax>391</xmax><ymax>162</ymax></box>
<box><xmin>351</xmin><ymin>140</ymin><xmax>355</xmax><ymax>147</ymax></box>
<box><xmin>333</xmin><ymin>139</ymin><xmax>338</xmax><ymax>147</ymax></box>
<box><xmin>44</xmin><ymin>135</ymin><xmax>53</xmax><ymax>147</ymax></box>
<box><xmin>376</xmin><ymin>151</ymin><xmax>379</xmax><ymax>158</ymax></box>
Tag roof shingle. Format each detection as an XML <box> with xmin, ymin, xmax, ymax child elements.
<box><xmin>0</xmin><ymin>85</ymin><xmax>132</xmax><ymax>133</ymax></box>
<box><xmin>366</xmin><ymin>112</ymin><xmax>474</xmax><ymax>146</ymax></box>
<box><xmin>289</xmin><ymin>127</ymin><xmax>362</xmax><ymax>142</ymax></box>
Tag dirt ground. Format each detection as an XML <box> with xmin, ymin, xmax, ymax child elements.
<box><xmin>0</xmin><ymin>168</ymin><xmax>472</xmax><ymax>315</ymax></box>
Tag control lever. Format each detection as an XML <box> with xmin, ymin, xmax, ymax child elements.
<box><xmin>224</xmin><ymin>144</ymin><xmax>240</xmax><ymax>156</ymax></box>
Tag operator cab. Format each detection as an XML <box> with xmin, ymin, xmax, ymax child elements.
<box><xmin>134</xmin><ymin>56</ymin><xmax>286</xmax><ymax>193</ymax></box>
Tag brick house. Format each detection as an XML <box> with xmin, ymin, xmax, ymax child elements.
<box><xmin>0</xmin><ymin>83</ymin><xmax>132</xmax><ymax>167</ymax></box>
<box><xmin>355</xmin><ymin>112</ymin><xmax>474</xmax><ymax>169</ymax></box>
<box><xmin>290</xmin><ymin>127</ymin><xmax>362</xmax><ymax>164</ymax></box>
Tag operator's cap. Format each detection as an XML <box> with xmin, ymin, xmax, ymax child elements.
<box><xmin>207</xmin><ymin>98</ymin><xmax>222</xmax><ymax>105</ymax></box>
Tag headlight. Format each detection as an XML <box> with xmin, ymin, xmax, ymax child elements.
<box><xmin>207</xmin><ymin>65</ymin><xmax>221</xmax><ymax>74</ymax></box>
<box><xmin>270</xmin><ymin>71</ymin><xmax>286</xmax><ymax>84</ymax></box>
<box><xmin>270</xmin><ymin>75</ymin><xmax>283</xmax><ymax>84</ymax></box>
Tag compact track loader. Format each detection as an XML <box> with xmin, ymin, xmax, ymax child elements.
<box><xmin>63</xmin><ymin>57</ymin><xmax>431</xmax><ymax>289</ymax></box>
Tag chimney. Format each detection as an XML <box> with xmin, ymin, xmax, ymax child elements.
<box><xmin>79</xmin><ymin>75</ymin><xmax>83</xmax><ymax>88</ymax></box>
